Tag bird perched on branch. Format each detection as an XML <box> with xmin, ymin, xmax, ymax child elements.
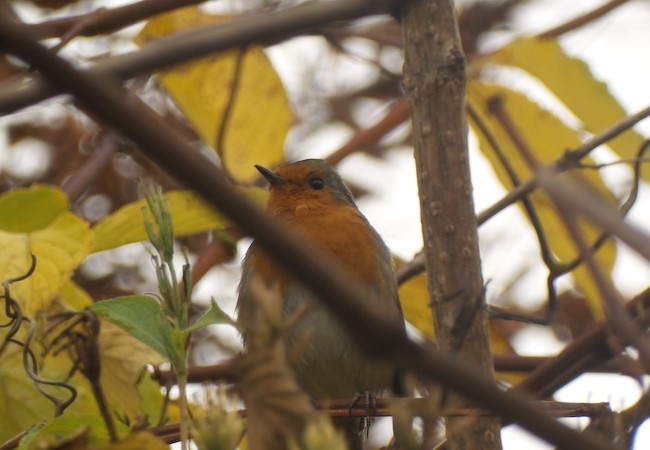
<box><xmin>237</xmin><ymin>159</ymin><xmax>404</xmax><ymax>449</ymax></box>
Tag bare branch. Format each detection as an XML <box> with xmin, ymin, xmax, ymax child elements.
<box><xmin>0</xmin><ymin>0</ymin><xmax>402</xmax><ymax>115</ymax></box>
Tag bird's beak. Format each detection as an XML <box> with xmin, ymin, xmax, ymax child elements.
<box><xmin>255</xmin><ymin>165</ymin><xmax>287</xmax><ymax>186</ymax></box>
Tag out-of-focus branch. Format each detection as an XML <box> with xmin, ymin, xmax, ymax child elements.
<box><xmin>0</xmin><ymin>0</ymin><xmax>400</xmax><ymax>115</ymax></box>
<box><xmin>23</xmin><ymin>0</ymin><xmax>205</xmax><ymax>39</ymax></box>
<box><xmin>0</xmin><ymin>8</ymin><xmax>616</xmax><ymax>450</ymax></box>
<box><xmin>537</xmin><ymin>168</ymin><xmax>650</xmax><ymax>371</ymax></box>
<box><xmin>62</xmin><ymin>132</ymin><xmax>118</xmax><ymax>201</ymax></box>
<box><xmin>326</xmin><ymin>97</ymin><xmax>409</xmax><ymax>166</ymax></box>
<box><xmin>539</xmin><ymin>0</ymin><xmax>632</xmax><ymax>39</ymax></box>
<box><xmin>538</xmin><ymin>168</ymin><xmax>650</xmax><ymax>268</ymax></box>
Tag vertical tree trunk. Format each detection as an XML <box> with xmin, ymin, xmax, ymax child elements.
<box><xmin>401</xmin><ymin>1</ymin><xmax>503</xmax><ymax>449</ymax></box>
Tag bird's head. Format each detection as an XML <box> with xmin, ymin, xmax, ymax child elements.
<box><xmin>256</xmin><ymin>159</ymin><xmax>357</xmax><ymax>216</ymax></box>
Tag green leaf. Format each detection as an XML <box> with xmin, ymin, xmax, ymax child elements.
<box><xmin>186</xmin><ymin>298</ymin><xmax>236</xmax><ymax>333</ymax></box>
<box><xmin>87</xmin><ymin>296</ymin><xmax>173</xmax><ymax>359</ymax></box>
<box><xmin>0</xmin><ymin>185</ymin><xmax>68</xmax><ymax>233</ymax></box>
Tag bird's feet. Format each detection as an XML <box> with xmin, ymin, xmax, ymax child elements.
<box><xmin>350</xmin><ymin>391</ymin><xmax>377</xmax><ymax>437</ymax></box>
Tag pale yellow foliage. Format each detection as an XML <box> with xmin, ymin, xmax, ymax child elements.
<box><xmin>467</xmin><ymin>81</ymin><xmax>617</xmax><ymax>318</ymax></box>
<box><xmin>490</xmin><ymin>37</ymin><xmax>647</xmax><ymax>169</ymax></box>
<box><xmin>97</xmin><ymin>321</ymin><xmax>167</xmax><ymax>420</ymax></box>
<box><xmin>92</xmin><ymin>188</ymin><xmax>267</xmax><ymax>252</ymax></box>
<box><xmin>0</xmin><ymin>186</ymin><xmax>91</xmax><ymax>317</ymax></box>
<box><xmin>137</xmin><ymin>7</ymin><xmax>291</xmax><ymax>182</ymax></box>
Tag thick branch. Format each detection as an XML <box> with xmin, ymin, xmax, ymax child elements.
<box><xmin>401</xmin><ymin>1</ymin><xmax>502</xmax><ymax>449</ymax></box>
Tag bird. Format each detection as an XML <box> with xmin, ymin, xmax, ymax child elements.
<box><xmin>237</xmin><ymin>159</ymin><xmax>404</xmax><ymax>448</ymax></box>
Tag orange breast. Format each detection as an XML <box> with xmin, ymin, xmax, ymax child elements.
<box><xmin>292</xmin><ymin>205</ymin><xmax>381</xmax><ymax>284</ymax></box>
<box><xmin>248</xmin><ymin>202</ymin><xmax>382</xmax><ymax>288</ymax></box>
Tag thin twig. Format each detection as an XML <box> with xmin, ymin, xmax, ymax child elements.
<box><xmin>215</xmin><ymin>46</ymin><xmax>248</xmax><ymax>184</ymax></box>
<box><xmin>477</xmin><ymin>102</ymin><xmax>650</xmax><ymax>226</ymax></box>
<box><xmin>23</xmin><ymin>0</ymin><xmax>206</xmax><ymax>39</ymax></box>
<box><xmin>516</xmin><ymin>286</ymin><xmax>650</xmax><ymax>397</ymax></box>
<box><xmin>326</xmin><ymin>97</ymin><xmax>410</xmax><ymax>165</ymax></box>
<box><xmin>537</xmin><ymin>167</ymin><xmax>650</xmax><ymax>372</ymax></box>
<box><xmin>469</xmin><ymin>98</ymin><xmax>560</xmax><ymax>323</ymax></box>
<box><xmin>394</xmin><ymin>104</ymin><xmax>650</xmax><ymax>289</ymax></box>
<box><xmin>539</xmin><ymin>0</ymin><xmax>632</xmax><ymax>39</ymax></box>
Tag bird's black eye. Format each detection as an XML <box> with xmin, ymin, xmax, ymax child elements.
<box><xmin>309</xmin><ymin>177</ymin><xmax>325</xmax><ymax>190</ymax></box>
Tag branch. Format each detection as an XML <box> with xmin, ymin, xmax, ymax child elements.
<box><xmin>326</xmin><ymin>97</ymin><xmax>410</xmax><ymax>165</ymax></box>
<box><xmin>402</xmin><ymin>0</ymin><xmax>502</xmax><ymax>448</ymax></box>
<box><xmin>0</xmin><ymin>0</ymin><xmax>399</xmax><ymax>115</ymax></box>
<box><xmin>536</xmin><ymin>168</ymin><xmax>650</xmax><ymax>370</ymax></box>
<box><xmin>477</xmin><ymin>102</ymin><xmax>650</xmax><ymax>226</ymax></box>
<box><xmin>539</xmin><ymin>0</ymin><xmax>632</xmax><ymax>39</ymax></box>
<box><xmin>145</xmin><ymin>400</ymin><xmax>613</xmax><ymax>445</ymax></box>
<box><xmin>23</xmin><ymin>0</ymin><xmax>206</xmax><ymax>40</ymax></box>
<box><xmin>394</xmin><ymin>102</ymin><xmax>650</xmax><ymax>285</ymax></box>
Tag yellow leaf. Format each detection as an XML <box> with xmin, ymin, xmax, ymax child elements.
<box><xmin>59</xmin><ymin>281</ymin><xmax>94</xmax><ymax>310</ymax></box>
<box><xmin>98</xmin><ymin>321</ymin><xmax>167</xmax><ymax>421</ymax></box>
<box><xmin>20</xmin><ymin>425</ymin><xmax>165</xmax><ymax>450</ymax></box>
<box><xmin>0</xmin><ymin>186</ymin><xmax>91</xmax><ymax>316</ymax></box>
<box><xmin>107</xmin><ymin>431</ymin><xmax>169</xmax><ymax>450</ymax></box>
<box><xmin>91</xmin><ymin>188</ymin><xmax>267</xmax><ymax>252</ymax></box>
<box><xmin>0</xmin><ymin>330</ymin><xmax>98</xmax><ymax>443</ymax></box>
<box><xmin>0</xmin><ymin>185</ymin><xmax>68</xmax><ymax>232</ymax></box>
<box><xmin>489</xmin><ymin>323</ymin><xmax>523</xmax><ymax>385</ymax></box>
<box><xmin>467</xmin><ymin>81</ymin><xmax>617</xmax><ymax>318</ymax></box>
<box><xmin>0</xmin><ymin>305</ymin><xmax>165</xmax><ymax>442</ymax></box>
<box><xmin>490</xmin><ymin>37</ymin><xmax>647</xmax><ymax>173</ymax></box>
<box><xmin>398</xmin><ymin>272</ymin><xmax>434</xmax><ymax>338</ymax></box>
<box><xmin>18</xmin><ymin>415</ymin><xmax>119</xmax><ymax>450</ymax></box>
<box><xmin>137</xmin><ymin>7</ymin><xmax>291</xmax><ymax>181</ymax></box>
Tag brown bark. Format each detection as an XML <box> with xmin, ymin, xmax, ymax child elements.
<box><xmin>401</xmin><ymin>0</ymin><xmax>503</xmax><ymax>448</ymax></box>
